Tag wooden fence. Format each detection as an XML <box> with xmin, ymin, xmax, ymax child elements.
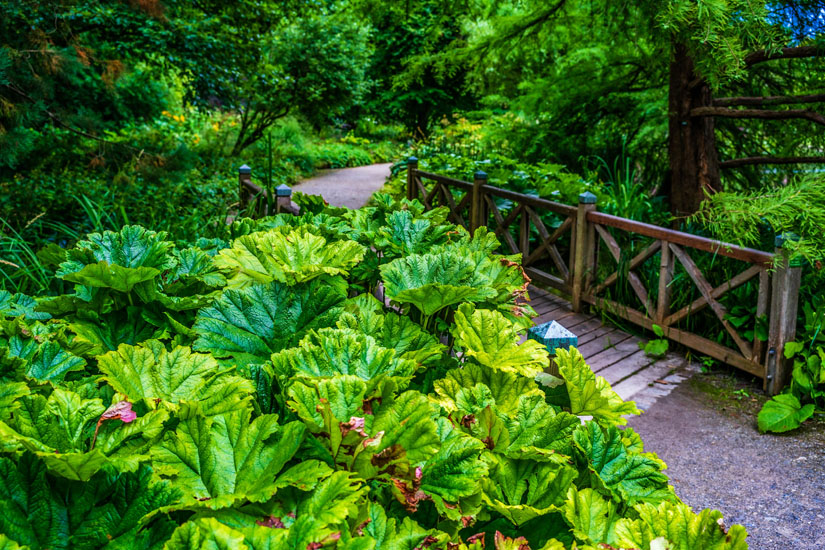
<box><xmin>236</xmin><ymin>164</ymin><xmax>299</xmax><ymax>218</ymax></box>
<box><xmin>405</xmin><ymin>158</ymin><xmax>802</xmax><ymax>394</ymax></box>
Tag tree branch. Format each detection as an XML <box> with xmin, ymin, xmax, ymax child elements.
<box><xmin>744</xmin><ymin>45</ymin><xmax>822</xmax><ymax>67</ymax></box>
<box><xmin>720</xmin><ymin>156</ymin><xmax>825</xmax><ymax>169</ymax></box>
<box><xmin>690</xmin><ymin>106</ymin><xmax>825</xmax><ymax>126</ymax></box>
<box><xmin>713</xmin><ymin>93</ymin><xmax>825</xmax><ymax>107</ymax></box>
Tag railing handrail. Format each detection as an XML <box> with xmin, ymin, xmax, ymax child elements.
<box><xmin>587</xmin><ymin>211</ymin><xmax>774</xmax><ymax>265</ymax></box>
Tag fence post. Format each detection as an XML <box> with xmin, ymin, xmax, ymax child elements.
<box><xmin>571</xmin><ymin>192</ymin><xmax>597</xmax><ymax>312</ymax></box>
<box><xmin>275</xmin><ymin>184</ymin><xmax>292</xmax><ymax>214</ymax></box>
<box><xmin>471</xmin><ymin>170</ymin><xmax>487</xmax><ymax>233</ymax></box>
<box><xmin>406</xmin><ymin>157</ymin><xmax>418</xmax><ymax>201</ymax></box>
<box><xmin>656</xmin><ymin>240</ymin><xmax>674</xmax><ymax>324</ymax></box>
<box><xmin>238</xmin><ymin>164</ymin><xmax>252</xmax><ymax>213</ymax></box>
<box><xmin>765</xmin><ymin>233</ymin><xmax>802</xmax><ymax>395</ymax></box>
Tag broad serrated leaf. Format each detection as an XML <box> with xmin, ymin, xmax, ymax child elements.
<box><xmin>193</xmin><ymin>280</ymin><xmax>345</xmax><ymax>364</ymax></box>
<box><xmin>433</xmin><ymin>363</ymin><xmax>540</xmax><ymax>415</ymax></box>
<box><xmin>556</xmin><ymin>347</ymin><xmax>640</xmax><ymax>426</ymax></box>
<box><xmin>452</xmin><ymin>304</ymin><xmax>549</xmax><ymax>377</ymax></box>
<box><xmin>573</xmin><ymin>422</ymin><xmax>674</xmax><ymax>505</ymax></box>
<box><xmin>151</xmin><ymin>408</ymin><xmax>305</xmax><ymax>507</ymax></box>
<box><xmin>380</xmin><ymin>252</ymin><xmax>498</xmax><ymax>316</ymax></box>
<box><xmin>614</xmin><ymin>500</ymin><xmax>748</xmax><ymax>550</ymax></box>
<box><xmin>562</xmin><ymin>487</ymin><xmax>619</xmax><ymax>546</ymax></box>
<box><xmin>215</xmin><ymin>227</ymin><xmax>365</xmax><ymax>287</ymax></box>
<box><xmin>757</xmin><ymin>393</ymin><xmax>815</xmax><ymax>433</ymax></box>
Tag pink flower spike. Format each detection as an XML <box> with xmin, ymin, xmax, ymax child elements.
<box><xmin>101</xmin><ymin>401</ymin><xmax>138</xmax><ymax>423</ymax></box>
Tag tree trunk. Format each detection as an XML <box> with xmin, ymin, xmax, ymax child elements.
<box><xmin>667</xmin><ymin>42</ymin><xmax>721</xmax><ymax>217</ymax></box>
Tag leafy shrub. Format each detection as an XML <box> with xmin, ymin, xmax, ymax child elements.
<box><xmin>0</xmin><ymin>198</ymin><xmax>747</xmax><ymax>549</ymax></box>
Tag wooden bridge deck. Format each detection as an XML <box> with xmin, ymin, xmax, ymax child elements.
<box><xmin>528</xmin><ymin>285</ymin><xmax>698</xmax><ymax>410</ymax></box>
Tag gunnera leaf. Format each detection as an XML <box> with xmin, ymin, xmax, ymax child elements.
<box><xmin>573</xmin><ymin>422</ymin><xmax>674</xmax><ymax>506</ymax></box>
<box><xmin>151</xmin><ymin>407</ymin><xmax>306</xmax><ymax>508</ymax></box>
<box><xmin>452</xmin><ymin>304</ymin><xmax>549</xmax><ymax>377</ymax></box>
<box><xmin>556</xmin><ymin>346</ymin><xmax>640</xmax><ymax>426</ymax></box>
<box><xmin>98</xmin><ymin>340</ymin><xmax>253</xmax><ymax>413</ymax></box>
<box><xmin>380</xmin><ymin>252</ymin><xmax>498</xmax><ymax>316</ymax></box>
<box><xmin>0</xmin><ymin>455</ymin><xmax>179</xmax><ymax>550</ymax></box>
<box><xmin>757</xmin><ymin>393</ymin><xmax>815</xmax><ymax>433</ymax></box>
<box><xmin>614</xmin><ymin>500</ymin><xmax>748</xmax><ymax>550</ymax></box>
<box><xmin>214</xmin><ymin>227</ymin><xmax>365</xmax><ymax>288</ymax></box>
<box><xmin>193</xmin><ymin>279</ymin><xmax>346</xmax><ymax>364</ymax></box>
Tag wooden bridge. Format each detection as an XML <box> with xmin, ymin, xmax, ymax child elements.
<box><xmin>403</xmin><ymin>160</ymin><xmax>802</xmax><ymax>395</ymax></box>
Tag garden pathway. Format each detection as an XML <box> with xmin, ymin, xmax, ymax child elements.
<box><xmin>529</xmin><ymin>285</ymin><xmax>698</xmax><ymax>410</ymax></box>
<box><xmin>292</xmin><ymin>162</ymin><xmax>392</xmax><ymax>209</ymax></box>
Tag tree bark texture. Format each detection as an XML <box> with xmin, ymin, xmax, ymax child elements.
<box><xmin>667</xmin><ymin>42</ymin><xmax>721</xmax><ymax>217</ymax></box>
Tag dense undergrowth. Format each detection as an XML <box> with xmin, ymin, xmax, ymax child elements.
<box><xmin>0</xmin><ymin>197</ymin><xmax>747</xmax><ymax>549</ymax></box>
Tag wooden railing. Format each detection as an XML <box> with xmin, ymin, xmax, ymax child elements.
<box><xmin>236</xmin><ymin>164</ymin><xmax>299</xmax><ymax>219</ymax></box>
<box><xmin>406</xmin><ymin>158</ymin><xmax>802</xmax><ymax>394</ymax></box>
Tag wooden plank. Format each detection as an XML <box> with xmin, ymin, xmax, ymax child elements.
<box><xmin>520</xmin><ymin>208</ymin><xmax>530</xmax><ymax>259</ymax></box>
<box><xmin>669</xmin><ymin>243</ymin><xmax>753</xmax><ymax>358</ymax></box>
<box><xmin>610</xmin><ymin>360</ymin><xmax>679</xmax><ymax>401</ymax></box>
<box><xmin>414</xmin><ymin>170</ymin><xmax>474</xmax><ymax>191</ymax></box>
<box><xmin>598</xmin><ymin>350</ymin><xmax>656</xmax><ymax>385</ymax></box>
<box><xmin>587</xmin><ymin>211</ymin><xmax>773</xmax><ymax>266</ymax></box>
<box><xmin>664</xmin><ymin>264</ymin><xmax>762</xmax><ymax>326</ymax></box>
<box><xmin>577</xmin><ymin>325</ymin><xmax>622</xmax><ymax>347</ymax></box>
<box><xmin>752</xmin><ymin>269</ymin><xmax>769</xmax><ymax>363</ymax></box>
<box><xmin>525</xmin><ymin>267</ymin><xmax>570</xmax><ymax>294</ymax></box>
<box><xmin>586</xmin><ymin>336</ymin><xmax>643</xmax><ymax>372</ymax></box>
<box><xmin>583</xmin><ymin>294</ymin><xmax>765</xmax><ymax>377</ymax></box>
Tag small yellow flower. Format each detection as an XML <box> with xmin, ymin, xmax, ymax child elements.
<box><xmin>193</xmin><ymin>135</ymin><xmax>200</xmax><ymax>144</ymax></box>
<box><xmin>212</xmin><ymin>122</ymin><xmax>220</xmax><ymax>131</ymax></box>
<box><xmin>161</xmin><ymin>110</ymin><xmax>171</xmax><ymax>117</ymax></box>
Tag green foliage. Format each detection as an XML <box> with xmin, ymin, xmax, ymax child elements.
<box><xmin>0</xmin><ymin>199</ymin><xmax>747</xmax><ymax>549</ymax></box>
<box><xmin>639</xmin><ymin>325</ymin><xmax>670</xmax><ymax>359</ymax></box>
<box><xmin>692</xmin><ymin>175</ymin><xmax>825</xmax><ymax>269</ymax></box>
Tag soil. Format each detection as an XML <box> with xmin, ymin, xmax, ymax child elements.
<box><xmin>627</xmin><ymin>370</ymin><xmax>825</xmax><ymax>549</ymax></box>
<box><xmin>292</xmin><ymin>163</ymin><xmax>392</xmax><ymax>209</ymax></box>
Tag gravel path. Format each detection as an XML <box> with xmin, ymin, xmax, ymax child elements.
<box><xmin>292</xmin><ymin>163</ymin><xmax>392</xmax><ymax>209</ymax></box>
<box><xmin>627</xmin><ymin>375</ymin><xmax>825</xmax><ymax>549</ymax></box>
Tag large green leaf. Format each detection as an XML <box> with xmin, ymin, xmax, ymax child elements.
<box><xmin>0</xmin><ymin>455</ymin><xmax>179</xmax><ymax>550</ymax></box>
<box><xmin>193</xmin><ymin>280</ymin><xmax>345</xmax><ymax>364</ymax></box>
<box><xmin>151</xmin><ymin>407</ymin><xmax>306</xmax><ymax>508</ymax></box>
<box><xmin>337</xmin><ymin>304</ymin><xmax>445</xmax><ymax>366</ymax></box>
<box><xmin>452</xmin><ymin>304</ymin><xmax>549</xmax><ymax>377</ymax></box>
<box><xmin>5</xmin><ymin>336</ymin><xmax>86</xmax><ymax>382</ymax></box>
<box><xmin>614</xmin><ymin>500</ymin><xmax>748</xmax><ymax>550</ymax></box>
<box><xmin>562</xmin><ymin>487</ymin><xmax>619</xmax><ymax>546</ymax></box>
<box><xmin>481</xmin><ymin>453</ymin><xmax>577</xmax><ymax>525</ymax></box>
<box><xmin>0</xmin><ymin>291</ymin><xmax>50</xmax><ymax>320</ymax></box>
<box><xmin>60</xmin><ymin>261</ymin><xmax>161</xmax><ymax>292</ymax></box>
<box><xmin>0</xmin><ymin>389</ymin><xmax>168</xmax><ymax>480</ymax></box>
<box><xmin>214</xmin><ymin>227</ymin><xmax>365</xmax><ymax>287</ymax></box>
<box><xmin>757</xmin><ymin>393</ymin><xmax>815</xmax><ymax>433</ymax></box>
<box><xmin>98</xmin><ymin>340</ymin><xmax>253</xmax><ymax>414</ymax></box>
<box><xmin>380</xmin><ymin>252</ymin><xmax>498</xmax><ymax>316</ymax></box>
<box><xmin>433</xmin><ymin>363</ymin><xmax>540</xmax><ymax>416</ymax></box>
<box><xmin>556</xmin><ymin>347</ymin><xmax>640</xmax><ymax>426</ymax></box>
<box><xmin>374</xmin><ymin>210</ymin><xmax>452</xmax><ymax>256</ymax></box>
<box><xmin>271</xmin><ymin>328</ymin><xmax>417</xmax><ymax>384</ymax></box>
<box><xmin>573</xmin><ymin>422</ymin><xmax>674</xmax><ymax>505</ymax></box>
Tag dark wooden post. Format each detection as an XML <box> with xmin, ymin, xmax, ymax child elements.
<box><xmin>275</xmin><ymin>184</ymin><xmax>292</xmax><ymax>214</ymax></box>
<box><xmin>656</xmin><ymin>241</ymin><xmax>674</xmax><ymax>324</ymax></box>
<box><xmin>238</xmin><ymin>164</ymin><xmax>252</xmax><ymax>213</ymax></box>
<box><xmin>519</xmin><ymin>208</ymin><xmax>530</xmax><ymax>259</ymax></box>
<box><xmin>571</xmin><ymin>192</ymin><xmax>597</xmax><ymax>312</ymax></box>
<box><xmin>765</xmin><ymin>233</ymin><xmax>803</xmax><ymax>394</ymax></box>
<box><xmin>471</xmin><ymin>170</ymin><xmax>487</xmax><ymax>233</ymax></box>
<box><xmin>406</xmin><ymin>157</ymin><xmax>418</xmax><ymax>201</ymax></box>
